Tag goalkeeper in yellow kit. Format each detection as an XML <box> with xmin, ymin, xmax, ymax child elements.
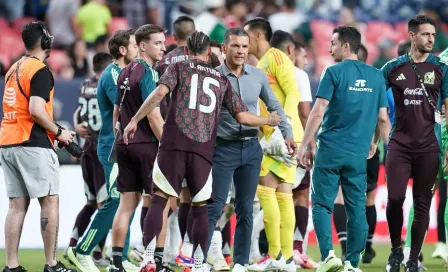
<box><xmin>244</xmin><ymin>18</ymin><xmax>301</xmax><ymax>272</ymax></box>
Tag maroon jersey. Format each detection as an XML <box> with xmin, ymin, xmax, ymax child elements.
<box><xmin>157</xmin><ymin>59</ymin><xmax>247</xmax><ymax>162</ymax></box>
<box><xmin>78</xmin><ymin>76</ymin><xmax>100</xmax><ymax>152</ymax></box>
<box><xmin>116</xmin><ymin>59</ymin><xmax>158</xmax><ymax>145</ymax></box>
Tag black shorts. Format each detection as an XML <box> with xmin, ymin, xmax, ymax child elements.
<box><xmin>116</xmin><ymin>143</ymin><xmax>158</xmax><ymax>194</ymax></box>
<box><xmin>366</xmin><ymin>150</ymin><xmax>380</xmax><ymax>193</ymax></box>
<box><xmin>152</xmin><ymin>150</ymin><xmax>212</xmax><ymax>203</ymax></box>
<box><xmin>81</xmin><ymin>148</ymin><xmax>106</xmax><ymax>202</ymax></box>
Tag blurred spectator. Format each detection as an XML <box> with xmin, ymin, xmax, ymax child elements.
<box><xmin>46</xmin><ymin>0</ymin><xmax>81</xmax><ymax>50</ymax></box>
<box><xmin>373</xmin><ymin>38</ymin><xmax>395</xmax><ymax>68</ymax></box>
<box><xmin>224</xmin><ymin>0</ymin><xmax>248</xmax><ymax>27</ymax></box>
<box><xmin>122</xmin><ymin>0</ymin><xmax>161</xmax><ymax>29</ymax></box>
<box><xmin>195</xmin><ymin>0</ymin><xmax>227</xmax><ymax>43</ymax></box>
<box><xmin>210</xmin><ymin>40</ymin><xmax>224</xmax><ymax>64</ymax></box>
<box><xmin>23</xmin><ymin>0</ymin><xmax>48</xmax><ymax>21</ymax></box>
<box><xmin>76</xmin><ymin>0</ymin><xmax>112</xmax><ymax>46</ymax></box>
<box><xmin>0</xmin><ymin>0</ymin><xmax>25</xmax><ymax>22</ymax></box>
<box><xmin>94</xmin><ymin>34</ymin><xmax>110</xmax><ymax>53</ymax></box>
<box><xmin>251</xmin><ymin>0</ymin><xmax>279</xmax><ymax>19</ymax></box>
<box><xmin>69</xmin><ymin>40</ymin><xmax>89</xmax><ymax>77</ymax></box>
<box><xmin>420</xmin><ymin>8</ymin><xmax>448</xmax><ymax>52</ymax></box>
<box><xmin>269</xmin><ymin>0</ymin><xmax>305</xmax><ymax>34</ymax></box>
<box><xmin>339</xmin><ymin>7</ymin><xmax>366</xmax><ymax>42</ymax></box>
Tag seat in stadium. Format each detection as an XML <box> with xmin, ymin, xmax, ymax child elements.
<box><xmin>108</xmin><ymin>17</ymin><xmax>130</xmax><ymax>34</ymax></box>
<box><xmin>365</xmin><ymin>43</ymin><xmax>379</xmax><ymax>65</ymax></box>
<box><xmin>0</xmin><ymin>18</ymin><xmax>10</xmax><ymax>29</ymax></box>
<box><xmin>315</xmin><ymin>55</ymin><xmax>334</xmax><ymax>77</ymax></box>
<box><xmin>310</xmin><ymin>20</ymin><xmax>335</xmax><ymax>43</ymax></box>
<box><xmin>365</xmin><ymin>21</ymin><xmax>396</xmax><ymax>43</ymax></box>
<box><xmin>0</xmin><ymin>33</ymin><xmax>25</xmax><ymax>58</ymax></box>
<box><xmin>395</xmin><ymin>22</ymin><xmax>409</xmax><ymax>42</ymax></box>
<box><xmin>46</xmin><ymin>50</ymin><xmax>71</xmax><ymax>73</ymax></box>
<box><xmin>12</xmin><ymin>17</ymin><xmax>36</xmax><ymax>34</ymax></box>
<box><xmin>0</xmin><ymin>53</ymin><xmax>11</xmax><ymax>70</ymax></box>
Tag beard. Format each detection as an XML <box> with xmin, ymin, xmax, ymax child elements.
<box><xmin>416</xmin><ymin>43</ymin><xmax>433</xmax><ymax>54</ymax></box>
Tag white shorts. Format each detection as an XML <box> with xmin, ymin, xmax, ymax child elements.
<box><xmin>1</xmin><ymin>146</ymin><xmax>60</xmax><ymax>198</ymax></box>
<box><xmin>293</xmin><ymin>167</ymin><xmax>313</xmax><ymax>190</ymax></box>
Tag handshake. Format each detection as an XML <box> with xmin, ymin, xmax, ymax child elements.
<box><xmin>55</xmin><ymin>123</ymin><xmax>84</xmax><ymax>159</ymax></box>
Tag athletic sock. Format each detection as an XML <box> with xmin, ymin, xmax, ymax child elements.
<box><xmin>155</xmin><ymin>247</ymin><xmax>164</xmax><ymax>266</ymax></box>
<box><xmin>70</xmin><ymin>204</ymin><xmax>96</xmax><ymax>247</ymax></box>
<box><xmin>257</xmin><ymin>185</ymin><xmax>281</xmax><ymax>259</ymax></box>
<box><xmin>141</xmin><ymin>206</ymin><xmax>149</xmax><ymax>233</ymax></box>
<box><xmin>277</xmin><ymin>192</ymin><xmax>295</xmax><ymax>260</ymax></box>
<box><xmin>112</xmin><ymin>247</ymin><xmax>124</xmax><ymax>269</ymax></box>
<box><xmin>178</xmin><ymin>203</ymin><xmax>191</xmax><ymax>240</ymax></box>
<box><xmin>366</xmin><ymin>205</ymin><xmax>377</xmax><ymax>250</ymax></box>
<box><xmin>333</xmin><ymin>204</ymin><xmax>347</xmax><ymax>255</ymax></box>
<box><xmin>143</xmin><ymin>195</ymin><xmax>168</xmax><ymax>247</ymax></box>
<box><xmin>294</xmin><ymin>206</ymin><xmax>309</xmax><ymax>253</ymax></box>
<box><xmin>222</xmin><ymin>220</ymin><xmax>231</xmax><ymax>252</ymax></box>
<box><xmin>405</xmin><ymin>205</ymin><xmax>414</xmax><ymax>248</ymax></box>
<box><xmin>191</xmin><ymin>205</ymin><xmax>209</xmax><ymax>254</ymax></box>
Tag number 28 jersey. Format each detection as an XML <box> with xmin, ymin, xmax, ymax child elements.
<box><xmin>78</xmin><ymin>76</ymin><xmax>101</xmax><ymax>151</ymax></box>
<box><xmin>158</xmin><ymin>59</ymin><xmax>247</xmax><ymax>163</ymax></box>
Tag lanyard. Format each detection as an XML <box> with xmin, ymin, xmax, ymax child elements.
<box><xmin>408</xmin><ymin>54</ymin><xmax>436</xmax><ymax>110</ymax></box>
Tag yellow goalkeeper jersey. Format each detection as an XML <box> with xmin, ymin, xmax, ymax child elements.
<box><xmin>257</xmin><ymin>47</ymin><xmax>302</xmax><ymax>143</ymax></box>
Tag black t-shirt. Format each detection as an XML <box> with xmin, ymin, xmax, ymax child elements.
<box><xmin>24</xmin><ymin>67</ymin><xmax>54</xmax><ymax>149</ymax></box>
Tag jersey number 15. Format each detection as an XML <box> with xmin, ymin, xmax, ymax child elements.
<box><xmin>188</xmin><ymin>74</ymin><xmax>218</xmax><ymax>114</ymax></box>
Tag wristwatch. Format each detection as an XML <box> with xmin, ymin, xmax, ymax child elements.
<box><xmin>56</xmin><ymin>126</ymin><xmax>62</xmax><ymax>137</ymax></box>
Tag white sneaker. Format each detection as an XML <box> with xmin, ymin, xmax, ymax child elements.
<box><xmin>432</xmin><ymin>242</ymin><xmax>448</xmax><ymax>260</ymax></box>
<box><xmin>232</xmin><ymin>264</ymin><xmax>248</xmax><ymax>272</ymax></box>
<box><xmin>316</xmin><ymin>250</ymin><xmax>343</xmax><ymax>272</ymax></box>
<box><xmin>66</xmin><ymin>247</ymin><xmax>101</xmax><ymax>272</ymax></box>
<box><xmin>129</xmin><ymin>247</ymin><xmax>144</xmax><ymax>264</ymax></box>
<box><xmin>93</xmin><ymin>256</ymin><xmax>110</xmax><ymax>267</ymax></box>
<box><xmin>246</xmin><ymin>254</ymin><xmax>283</xmax><ymax>271</ymax></box>
<box><xmin>192</xmin><ymin>263</ymin><xmax>211</xmax><ymax>272</ymax></box>
<box><xmin>280</xmin><ymin>258</ymin><xmax>297</xmax><ymax>272</ymax></box>
<box><xmin>343</xmin><ymin>261</ymin><xmax>362</xmax><ymax>272</ymax></box>
<box><xmin>207</xmin><ymin>250</ymin><xmax>230</xmax><ymax>271</ymax></box>
<box><xmin>122</xmin><ymin>260</ymin><xmax>139</xmax><ymax>272</ymax></box>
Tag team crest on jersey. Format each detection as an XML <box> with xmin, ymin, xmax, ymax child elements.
<box><xmin>424</xmin><ymin>71</ymin><xmax>435</xmax><ymax>85</ymax></box>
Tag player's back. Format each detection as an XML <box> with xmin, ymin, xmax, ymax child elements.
<box><xmin>158</xmin><ymin>58</ymin><xmax>246</xmax><ymax>163</ymax></box>
<box><xmin>79</xmin><ymin>76</ymin><xmax>101</xmax><ymax>151</ymax></box>
<box><xmin>97</xmin><ymin>62</ymin><xmax>120</xmax><ymax>155</ymax></box>
<box><xmin>116</xmin><ymin>59</ymin><xmax>158</xmax><ymax>144</ymax></box>
<box><xmin>318</xmin><ymin>60</ymin><xmax>387</xmax><ymax>158</ymax></box>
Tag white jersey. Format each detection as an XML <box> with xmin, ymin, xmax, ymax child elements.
<box><xmin>294</xmin><ymin>67</ymin><xmax>312</xmax><ymax>102</ymax></box>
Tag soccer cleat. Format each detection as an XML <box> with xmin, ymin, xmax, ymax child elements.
<box><xmin>139</xmin><ymin>261</ymin><xmax>157</xmax><ymax>272</ymax></box>
<box><xmin>66</xmin><ymin>247</ymin><xmax>100</xmax><ymax>272</ymax></box>
<box><xmin>361</xmin><ymin>248</ymin><xmax>376</xmax><ymax>264</ymax></box>
<box><xmin>207</xmin><ymin>250</ymin><xmax>230</xmax><ymax>271</ymax></box>
<box><xmin>281</xmin><ymin>257</ymin><xmax>297</xmax><ymax>272</ymax></box>
<box><xmin>224</xmin><ymin>255</ymin><xmax>231</xmax><ymax>266</ymax></box>
<box><xmin>175</xmin><ymin>253</ymin><xmax>194</xmax><ymax>267</ymax></box>
<box><xmin>3</xmin><ymin>266</ymin><xmax>28</xmax><ymax>272</ymax></box>
<box><xmin>405</xmin><ymin>260</ymin><xmax>419</xmax><ymax>272</ymax></box>
<box><xmin>246</xmin><ymin>253</ymin><xmax>283</xmax><ymax>271</ymax></box>
<box><xmin>316</xmin><ymin>250</ymin><xmax>343</xmax><ymax>272</ymax></box>
<box><xmin>122</xmin><ymin>260</ymin><xmax>139</xmax><ymax>272</ymax></box>
<box><xmin>43</xmin><ymin>261</ymin><xmax>77</xmax><ymax>272</ymax></box>
<box><xmin>386</xmin><ymin>248</ymin><xmax>404</xmax><ymax>272</ymax></box>
<box><xmin>343</xmin><ymin>261</ymin><xmax>362</xmax><ymax>272</ymax></box>
<box><xmin>108</xmin><ymin>264</ymin><xmax>125</xmax><ymax>272</ymax></box>
<box><xmin>432</xmin><ymin>242</ymin><xmax>448</xmax><ymax>260</ymax></box>
<box><xmin>93</xmin><ymin>256</ymin><xmax>110</xmax><ymax>267</ymax></box>
<box><xmin>129</xmin><ymin>248</ymin><xmax>144</xmax><ymax>264</ymax></box>
<box><xmin>293</xmin><ymin>249</ymin><xmax>320</xmax><ymax>269</ymax></box>
<box><xmin>232</xmin><ymin>264</ymin><xmax>248</xmax><ymax>272</ymax></box>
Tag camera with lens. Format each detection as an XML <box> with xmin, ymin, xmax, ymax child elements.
<box><xmin>55</xmin><ymin>123</ymin><xmax>84</xmax><ymax>159</ymax></box>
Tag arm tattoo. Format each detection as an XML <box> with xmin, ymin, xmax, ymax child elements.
<box><xmin>134</xmin><ymin>97</ymin><xmax>163</xmax><ymax>122</ymax></box>
<box><xmin>41</xmin><ymin>218</ymin><xmax>49</xmax><ymax>231</ymax></box>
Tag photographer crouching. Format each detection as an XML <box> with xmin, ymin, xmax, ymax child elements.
<box><xmin>0</xmin><ymin>21</ymin><xmax>78</xmax><ymax>272</ymax></box>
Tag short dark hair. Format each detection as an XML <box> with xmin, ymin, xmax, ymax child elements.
<box><xmin>283</xmin><ymin>0</ymin><xmax>296</xmax><ymax>9</ymax></box>
<box><xmin>332</xmin><ymin>26</ymin><xmax>361</xmax><ymax>54</ymax></box>
<box><xmin>210</xmin><ymin>40</ymin><xmax>221</xmax><ymax>50</ymax></box>
<box><xmin>270</xmin><ymin>30</ymin><xmax>294</xmax><ymax>50</ymax></box>
<box><xmin>135</xmin><ymin>24</ymin><xmax>166</xmax><ymax>45</ymax></box>
<box><xmin>408</xmin><ymin>15</ymin><xmax>436</xmax><ymax>33</ymax></box>
<box><xmin>22</xmin><ymin>21</ymin><xmax>47</xmax><ymax>50</ymax></box>
<box><xmin>223</xmin><ymin>27</ymin><xmax>249</xmax><ymax>44</ymax></box>
<box><xmin>186</xmin><ymin>31</ymin><xmax>211</xmax><ymax>55</ymax></box>
<box><xmin>165</xmin><ymin>43</ymin><xmax>177</xmax><ymax>54</ymax></box>
<box><xmin>95</xmin><ymin>34</ymin><xmax>109</xmax><ymax>47</ymax></box>
<box><xmin>108</xmin><ymin>29</ymin><xmax>135</xmax><ymax>59</ymax></box>
<box><xmin>93</xmin><ymin>52</ymin><xmax>113</xmax><ymax>73</ymax></box>
<box><xmin>398</xmin><ymin>40</ymin><xmax>412</xmax><ymax>56</ymax></box>
<box><xmin>225</xmin><ymin>0</ymin><xmax>243</xmax><ymax>10</ymax></box>
<box><xmin>358</xmin><ymin>44</ymin><xmax>368</xmax><ymax>62</ymax></box>
<box><xmin>173</xmin><ymin>16</ymin><xmax>195</xmax><ymax>41</ymax></box>
<box><xmin>244</xmin><ymin>17</ymin><xmax>272</xmax><ymax>42</ymax></box>
<box><xmin>294</xmin><ymin>41</ymin><xmax>305</xmax><ymax>51</ymax></box>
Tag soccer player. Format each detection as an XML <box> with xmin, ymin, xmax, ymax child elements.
<box><xmin>297</xmin><ymin>26</ymin><xmax>390</xmax><ymax>272</ymax></box>
<box><xmin>152</xmin><ymin>16</ymin><xmax>222</xmax><ymax>269</ymax></box>
<box><xmin>381</xmin><ymin>15</ymin><xmax>448</xmax><ymax>272</ymax></box>
<box><xmin>67</xmin><ymin>29</ymin><xmax>139</xmax><ymax>272</ymax></box>
<box><xmin>65</xmin><ymin>52</ymin><xmax>113</xmax><ymax>267</ymax></box>
<box><xmin>243</xmin><ymin>18</ymin><xmax>300</xmax><ymax>271</ymax></box>
<box><xmin>109</xmin><ymin>24</ymin><xmax>167</xmax><ymax>272</ymax></box>
<box><xmin>123</xmin><ymin>30</ymin><xmax>281</xmax><ymax>272</ymax></box>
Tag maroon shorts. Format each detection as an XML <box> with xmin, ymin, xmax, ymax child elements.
<box><xmin>116</xmin><ymin>142</ymin><xmax>159</xmax><ymax>194</ymax></box>
<box><xmin>295</xmin><ymin>170</ymin><xmax>311</xmax><ymax>191</ymax></box>
<box><xmin>152</xmin><ymin>150</ymin><xmax>212</xmax><ymax>203</ymax></box>
<box><xmin>81</xmin><ymin>149</ymin><xmax>107</xmax><ymax>202</ymax></box>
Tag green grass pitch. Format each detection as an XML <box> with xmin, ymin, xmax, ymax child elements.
<box><xmin>1</xmin><ymin>244</ymin><xmax>447</xmax><ymax>271</ymax></box>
